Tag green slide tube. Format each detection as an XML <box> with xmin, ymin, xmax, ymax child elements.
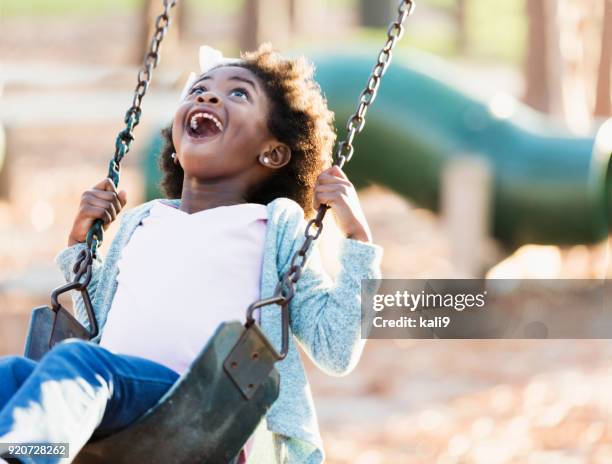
<box><xmin>311</xmin><ymin>51</ymin><xmax>612</xmax><ymax>247</ymax></box>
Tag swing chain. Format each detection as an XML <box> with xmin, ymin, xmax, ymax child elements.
<box><xmin>269</xmin><ymin>0</ymin><xmax>413</xmax><ymax>320</ymax></box>
<box><xmin>79</xmin><ymin>0</ymin><xmax>177</xmax><ymax>266</ymax></box>
<box><xmin>337</xmin><ymin>0</ymin><xmax>414</xmax><ymax>168</ymax></box>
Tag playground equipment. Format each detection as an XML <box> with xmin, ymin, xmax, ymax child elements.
<box><xmin>144</xmin><ymin>50</ymin><xmax>612</xmax><ymax>248</ymax></box>
<box><xmin>312</xmin><ymin>51</ymin><xmax>612</xmax><ymax>247</ymax></box>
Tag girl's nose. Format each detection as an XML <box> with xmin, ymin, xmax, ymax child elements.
<box><xmin>197</xmin><ymin>92</ymin><xmax>220</xmax><ymax>105</ymax></box>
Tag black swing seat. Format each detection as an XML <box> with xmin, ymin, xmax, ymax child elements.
<box><xmin>72</xmin><ymin>321</ymin><xmax>280</xmax><ymax>464</ymax></box>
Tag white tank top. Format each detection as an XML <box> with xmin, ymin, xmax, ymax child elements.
<box><xmin>99</xmin><ymin>199</ymin><xmax>268</xmax><ymax>375</ymax></box>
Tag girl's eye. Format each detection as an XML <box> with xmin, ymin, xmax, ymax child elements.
<box><xmin>189</xmin><ymin>86</ymin><xmax>205</xmax><ymax>95</ymax></box>
<box><xmin>188</xmin><ymin>85</ymin><xmax>249</xmax><ymax>100</ymax></box>
<box><xmin>230</xmin><ymin>88</ymin><xmax>249</xmax><ymax>100</ymax></box>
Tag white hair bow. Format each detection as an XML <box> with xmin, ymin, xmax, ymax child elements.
<box><xmin>179</xmin><ymin>45</ymin><xmax>242</xmax><ymax>101</ymax></box>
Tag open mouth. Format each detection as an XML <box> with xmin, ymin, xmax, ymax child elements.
<box><xmin>186</xmin><ymin>112</ymin><xmax>224</xmax><ymax>140</ymax></box>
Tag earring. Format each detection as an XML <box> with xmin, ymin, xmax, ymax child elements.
<box><xmin>263</xmin><ymin>156</ymin><xmax>270</xmax><ymax>165</ymax></box>
<box><xmin>171</xmin><ymin>152</ymin><xmax>177</xmax><ymax>165</ymax></box>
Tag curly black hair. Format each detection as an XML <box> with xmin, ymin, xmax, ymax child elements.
<box><xmin>157</xmin><ymin>43</ymin><xmax>337</xmax><ymax>218</ymax></box>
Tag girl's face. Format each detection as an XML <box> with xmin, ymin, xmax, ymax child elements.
<box><xmin>172</xmin><ymin>65</ymin><xmax>280</xmax><ymax>181</ymax></box>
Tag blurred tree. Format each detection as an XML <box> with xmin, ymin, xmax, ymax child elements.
<box><xmin>139</xmin><ymin>0</ymin><xmax>183</xmax><ymax>65</ymax></box>
<box><xmin>289</xmin><ymin>0</ymin><xmax>298</xmax><ymax>32</ymax></box>
<box><xmin>556</xmin><ymin>0</ymin><xmax>603</xmax><ymax>132</ymax></box>
<box><xmin>595</xmin><ymin>0</ymin><xmax>611</xmax><ymax>117</ymax></box>
<box><xmin>288</xmin><ymin>0</ymin><xmax>324</xmax><ymax>38</ymax></box>
<box><xmin>524</xmin><ymin>0</ymin><xmax>563</xmax><ymax>115</ymax></box>
<box><xmin>359</xmin><ymin>0</ymin><xmax>395</xmax><ymax>28</ymax></box>
<box><xmin>240</xmin><ymin>0</ymin><xmax>291</xmax><ymax>51</ymax></box>
<box><xmin>241</xmin><ymin>0</ymin><xmax>259</xmax><ymax>50</ymax></box>
<box><xmin>0</xmin><ymin>125</ymin><xmax>8</xmax><ymax>201</ymax></box>
<box><xmin>455</xmin><ymin>0</ymin><xmax>467</xmax><ymax>53</ymax></box>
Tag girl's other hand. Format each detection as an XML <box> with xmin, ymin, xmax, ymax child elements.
<box><xmin>67</xmin><ymin>178</ymin><xmax>128</xmax><ymax>246</ymax></box>
<box><xmin>313</xmin><ymin>166</ymin><xmax>373</xmax><ymax>243</ymax></box>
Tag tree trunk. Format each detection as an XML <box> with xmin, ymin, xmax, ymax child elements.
<box><xmin>288</xmin><ymin>0</ymin><xmax>322</xmax><ymax>37</ymax></box>
<box><xmin>358</xmin><ymin>0</ymin><xmax>396</xmax><ymax>28</ymax></box>
<box><xmin>239</xmin><ymin>0</ymin><xmax>291</xmax><ymax>51</ymax></box>
<box><xmin>240</xmin><ymin>0</ymin><xmax>259</xmax><ymax>52</ymax></box>
<box><xmin>456</xmin><ymin>0</ymin><xmax>468</xmax><ymax>53</ymax></box>
<box><xmin>524</xmin><ymin>0</ymin><xmax>550</xmax><ymax>112</ymax></box>
<box><xmin>524</xmin><ymin>0</ymin><xmax>563</xmax><ymax>116</ymax></box>
<box><xmin>138</xmin><ymin>0</ymin><xmax>182</xmax><ymax>65</ymax></box>
<box><xmin>0</xmin><ymin>125</ymin><xmax>10</xmax><ymax>201</ymax></box>
<box><xmin>595</xmin><ymin>0</ymin><xmax>612</xmax><ymax>117</ymax></box>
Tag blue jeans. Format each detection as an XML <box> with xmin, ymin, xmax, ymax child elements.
<box><xmin>0</xmin><ymin>338</ymin><xmax>180</xmax><ymax>463</ymax></box>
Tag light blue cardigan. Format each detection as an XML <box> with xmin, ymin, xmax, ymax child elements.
<box><xmin>51</xmin><ymin>196</ymin><xmax>383</xmax><ymax>463</ymax></box>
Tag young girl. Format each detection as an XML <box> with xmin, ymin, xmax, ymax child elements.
<box><xmin>0</xmin><ymin>43</ymin><xmax>383</xmax><ymax>464</ymax></box>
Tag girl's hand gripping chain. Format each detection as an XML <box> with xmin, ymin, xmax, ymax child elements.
<box><xmin>68</xmin><ymin>178</ymin><xmax>128</xmax><ymax>246</ymax></box>
<box><xmin>313</xmin><ymin>165</ymin><xmax>373</xmax><ymax>243</ymax></box>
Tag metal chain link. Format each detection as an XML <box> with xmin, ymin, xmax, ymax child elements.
<box><xmin>73</xmin><ymin>0</ymin><xmax>177</xmax><ymax>279</ymax></box>
<box><xmin>247</xmin><ymin>0</ymin><xmax>415</xmax><ymax>338</ymax></box>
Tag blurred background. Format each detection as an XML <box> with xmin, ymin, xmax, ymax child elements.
<box><xmin>1</xmin><ymin>0</ymin><xmax>611</xmax><ymax>462</ymax></box>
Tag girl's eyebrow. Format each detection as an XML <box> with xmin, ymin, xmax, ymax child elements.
<box><xmin>192</xmin><ymin>75</ymin><xmax>259</xmax><ymax>94</ymax></box>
